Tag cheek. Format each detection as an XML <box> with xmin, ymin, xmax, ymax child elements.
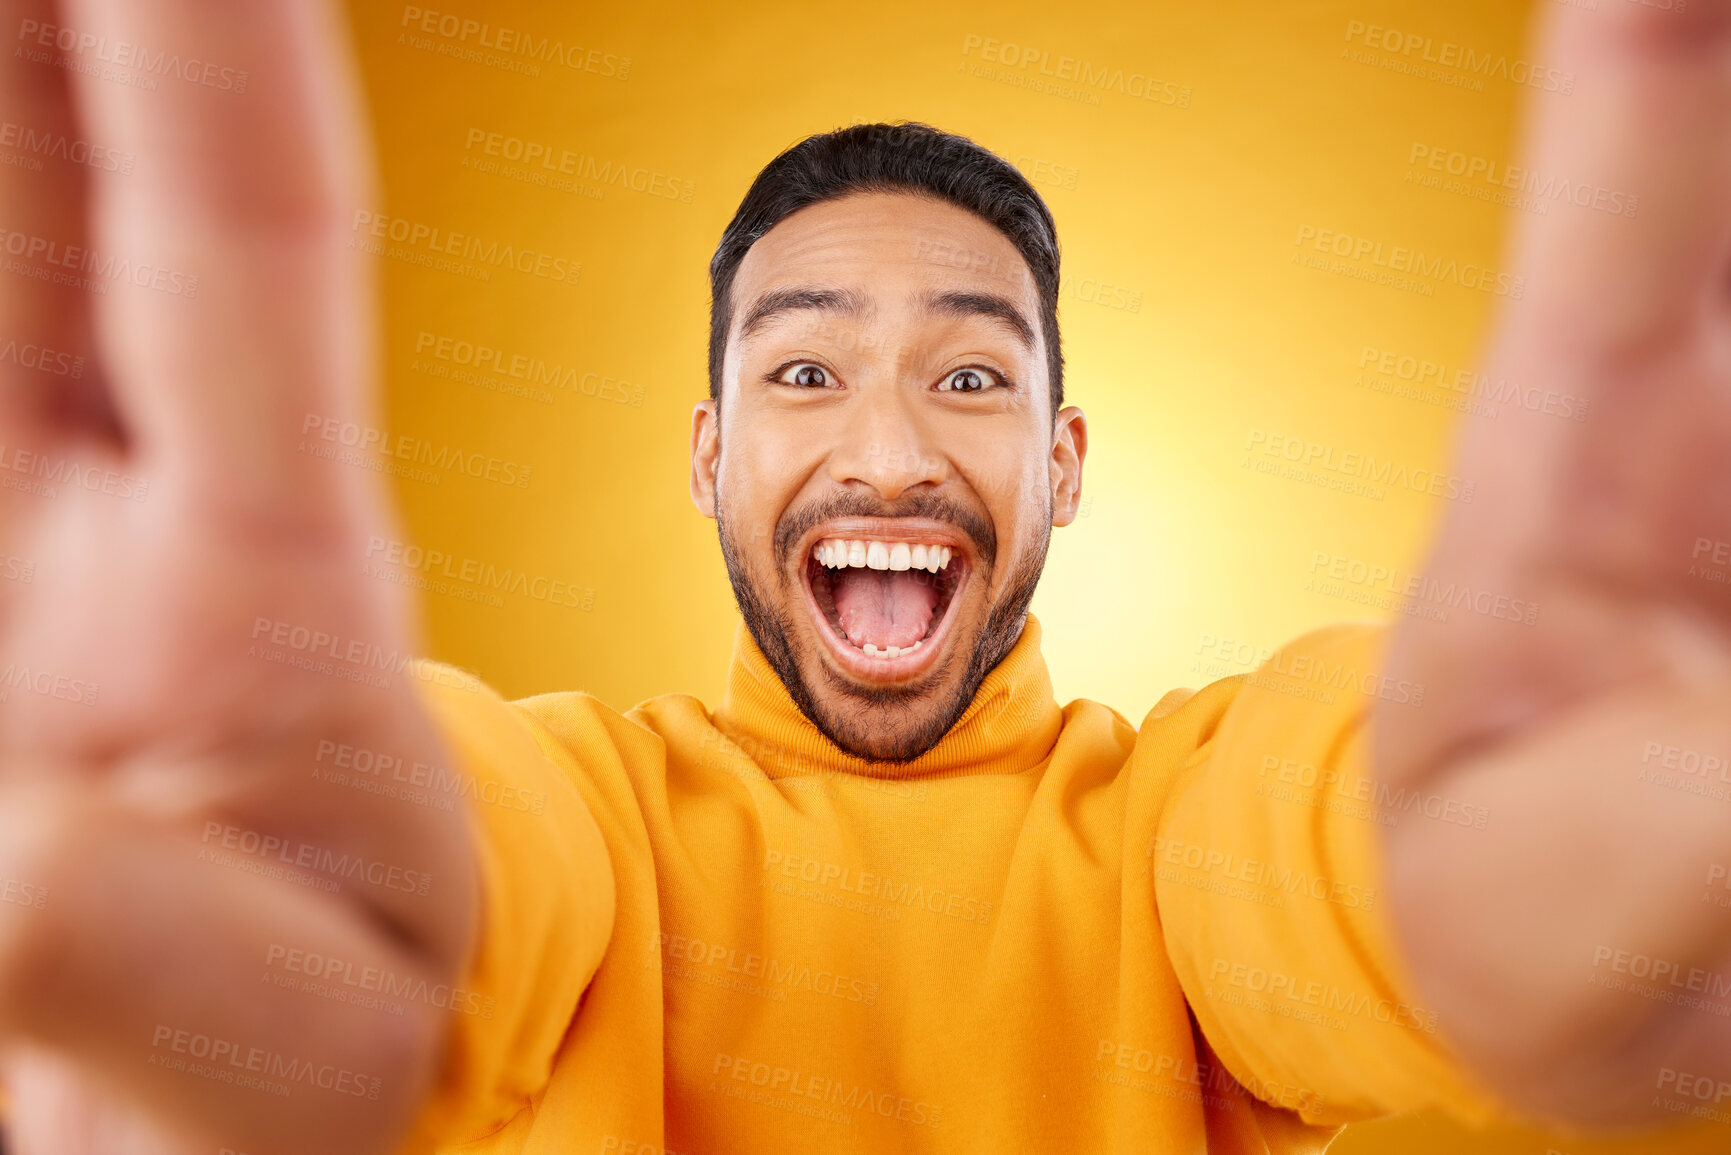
<box><xmin>722</xmin><ymin>400</ymin><xmax>840</xmax><ymax>482</ymax></box>
<box><xmin>950</xmin><ymin>464</ymin><xmax>1044</xmax><ymax>596</ymax></box>
<box><xmin>717</xmin><ymin>429</ymin><xmax>818</xmax><ymax>547</ymax></box>
<box><xmin>969</xmin><ymin>451</ymin><xmax>1048</xmax><ymax>525</ymax></box>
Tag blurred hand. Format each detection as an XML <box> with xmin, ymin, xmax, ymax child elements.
<box><xmin>0</xmin><ymin>1</ymin><xmax>475</xmax><ymax>1152</ymax></box>
<box><xmin>1377</xmin><ymin>0</ymin><xmax>1731</xmax><ymax>1125</ymax></box>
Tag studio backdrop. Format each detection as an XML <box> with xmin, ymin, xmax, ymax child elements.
<box><xmin>349</xmin><ymin>2</ymin><xmax>1703</xmax><ymax>1151</ymax></box>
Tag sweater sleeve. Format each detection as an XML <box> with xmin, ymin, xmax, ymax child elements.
<box><xmin>394</xmin><ymin>665</ymin><xmax>617</xmax><ymax>1151</ymax></box>
<box><xmin>1152</xmin><ymin>623</ymin><xmax>1504</xmax><ymax>1127</ymax></box>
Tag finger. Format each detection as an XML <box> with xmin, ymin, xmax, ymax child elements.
<box><xmin>1495</xmin><ymin>1</ymin><xmax>1731</xmax><ymax>360</ymax></box>
<box><xmin>4</xmin><ymin>1049</ymin><xmax>185</xmax><ymax>1154</ymax></box>
<box><xmin>1381</xmin><ymin>2</ymin><xmax>1731</xmax><ymax>790</ymax></box>
<box><xmin>0</xmin><ymin>0</ymin><xmax>105</xmax><ymax>452</ymax></box>
<box><xmin>0</xmin><ymin>781</ymin><xmax>448</xmax><ymax>1155</ymax></box>
<box><xmin>60</xmin><ymin>0</ymin><xmax>380</xmax><ymax>516</ymax></box>
<box><xmin>1444</xmin><ymin>0</ymin><xmax>1731</xmax><ymax>588</ymax></box>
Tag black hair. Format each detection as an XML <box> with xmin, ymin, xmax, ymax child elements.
<box><xmin>707</xmin><ymin>122</ymin><xmax>1063</xmax><ymax>413</ymax></box>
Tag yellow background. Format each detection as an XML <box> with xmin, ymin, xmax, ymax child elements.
<box><xmin>347</xmin><ymin>1</ymin><xmax>1712</xmax><ymax>1151</ymax></box>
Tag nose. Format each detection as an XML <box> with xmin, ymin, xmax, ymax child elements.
<box><xmin>827</xmin><ymin>379</ymin><xmax>948</xmax><ymax>501</ymax></box>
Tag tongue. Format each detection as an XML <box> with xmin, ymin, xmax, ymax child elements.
<box><xmin>831</xmin><ymin>568</ymin><xmax>939</xmax><ymax>649</ymax></box>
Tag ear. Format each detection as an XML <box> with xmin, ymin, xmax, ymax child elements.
<box><xmin>690</xmin><ymin>399</ymin><xmax>720</xmax><ymax>518</ymax></box>
<box><xmin>1049</xmin><ymin>405</ymin><xmax>1088</xmax><ymax>527</ymax></box>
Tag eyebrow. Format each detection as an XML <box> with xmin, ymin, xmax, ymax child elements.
<box><xmin>919</xmin><ymin>289</ymin><xmax>1036</xmax><ymax>351</ymax></box>
<box><xmin>738</xmin><ymin>286</ymin><xmax>872</xmax><ymax>340</ymax></box>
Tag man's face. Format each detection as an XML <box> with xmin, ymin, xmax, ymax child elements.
<box><xmin>690</xmin><ymin>192</ymin><xmax>1087</xmax><ymax>763</ymax></box>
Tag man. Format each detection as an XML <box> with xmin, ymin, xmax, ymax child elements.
<box><xmin>0</xmin><ymin>1</ymin><xmax>1727</xmax><ymax>1152</ymax></box>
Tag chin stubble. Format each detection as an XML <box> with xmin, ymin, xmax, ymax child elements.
<box><xmin>717</xmin><ymin>492</ymin><xmax>1050</xmax><ymax>765</ymax></box>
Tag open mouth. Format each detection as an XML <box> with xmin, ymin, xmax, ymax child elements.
<box><xmin>799</xmin><ymin>519</ymin><xmax>970</xmax><ymax>681</ymax></box>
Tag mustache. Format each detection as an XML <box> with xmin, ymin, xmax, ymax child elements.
<box><xmin>773</xmin><ymin>491</ymin><xmax>998</xmax><ymax>572</ymax></box>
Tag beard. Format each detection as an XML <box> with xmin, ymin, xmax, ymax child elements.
<box><xmin>716</xmin><ymin>487</ymin><xmax>1050</xmax><ymax>764</ymax></box>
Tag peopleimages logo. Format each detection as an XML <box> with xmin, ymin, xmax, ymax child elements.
<box><xmin>1306</xmin><ymin>549</ymin><xmax>1539</xmax><ymax>627</ymax></box>
<box><xmin>265</xmin><ymin>943</ymin><xmax>496</xmax><ymax>1019</ymax></box>
<box><xmin>0</xmin><ymin>663</ymin><xmax>99</xmax><ymax>707</ymax></box>
<box><xmin>1408</xmin><ymin>143</ymin><xmax>1638</xmax><ymax>218</ymax></box>
<box><xmin>1342</xmin><ymin>20</ymin><xmax>1573</xmax><ymax>94</ymax></box>
<box><xmin>350</xmin><ymin>211</ymin><xmax>581</xmax><ymax>288</ymax></box>
<box><xmin>412</xmin><ymin>330</ymin><xmax>646</xmax><ymax>408</ymax></box>
<box><xmin>0</xmin><ymin>119</ymin><xmax>133</xmax><ymax>174</ymax></box>
<box><xmin>299</xmin><ymin>412</ymin><xmax>535</xmax><ymax>489</ymax></box>
<box><xmin>761</xmin><ymin>850</ymin><xmax>994</xmax><ymax>925</ymax></box>
<box><xmin>17</xmin><ymin>18</ymin><xmax>251</xmax><ymax>91</ymax></box>
<box><xmin>398</xmin><ymin>6</ymin><xmax>631</xmax><ymax>79</ymax></box>
<box><xmin>0</xmin><ymin>337</ymin><xmax>85</xmax><ymax>378</ymax></box>
<box><xmin>1294</xmin><ymin>225</ymin><xmax>1524</xmax><ymax>298</ymax></box>
<box><xmin>1244</xmin><ymin>428</ymin><xmax>1476</xmax><ymax>504</ymax></box>
<box><xmin>959</xmin><ymin>34</ymin><xmax>1191</xmax><ymax>108</ymax></box>
<box><xmin>200</xmin><ymin>821</ymin><xmax>433</xmax><ymax>897</ymax></box>
<box><xmin>1356</xmin><ymin>345</ymin><xmax>1588</xmax><ymax>421</ymax></box>
<box><xmin>365</xmin><ymin>535</ymin><xmax>595</xmax><ymax>611</ymax></box>
<box><xmin>463</xmin><ymin>129</ymin><xmax>695</xmax><ymax>203</ymax></box>
<box><xmin>1206</xmin><ymin>957</ymin><xmax>1441</xmax><ymax>1035</ymax></box>
<box><xmin>0</xmin><ymin>226</ymin><xmax>199</xmax><ymax>297</ymax></box>
<box><xmin>148</xmin><ymin>1024</ymin><xmax>381</xmax><ymax>1100</ymax></box>
<box><xmin>0</xmin><ymin>441</ymin><xmax>149</xmax><ymax>503</ymax></box>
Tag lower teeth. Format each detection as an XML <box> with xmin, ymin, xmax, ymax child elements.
<box><xmin>862</xmin><ymin>639</ymin><xmax>922</xmax><ymax>659</ymax></box>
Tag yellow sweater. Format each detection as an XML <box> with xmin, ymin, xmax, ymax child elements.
<box><xmin>398</xmin><ymin>617</ymin><xmax>1495</xmax><ymax>1154</ymax></box>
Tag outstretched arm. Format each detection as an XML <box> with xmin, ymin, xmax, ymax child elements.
<box><xmin>1376</xmin><ymin>0</ymin><xmax>1731</xmax><ymax>1126</ymax></box>
<box><xmin>0</xmin><ymin>1</ymin><xmax>476</xmax><ymax>1152</ymax></box>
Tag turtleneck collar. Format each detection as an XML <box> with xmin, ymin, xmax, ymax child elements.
<box><xmin>712</xmin><ymin>614</ymin><xmax>1063</xmax><ymax>781</ymax></box>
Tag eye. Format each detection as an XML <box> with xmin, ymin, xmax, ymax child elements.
<box><xmin>774</xmin><ymin>362</ymin><xmax>834</xmax><ymax>388</ymax></box>
<box><xmin>936</xmin><ymin>366</ymin><xmax>1002</xmax><ymax>393</ymax></box>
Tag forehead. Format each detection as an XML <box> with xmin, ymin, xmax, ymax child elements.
<box><xmin>731</xmin><ymin>192</ymin><xmax>1039</xmax><ymax>322</ymax></box>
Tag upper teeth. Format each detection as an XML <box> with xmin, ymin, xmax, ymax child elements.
<box><xmin>812</xmin><ymin>539</ymin><xmax>952</xmax><ymax>572</ymax></box>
